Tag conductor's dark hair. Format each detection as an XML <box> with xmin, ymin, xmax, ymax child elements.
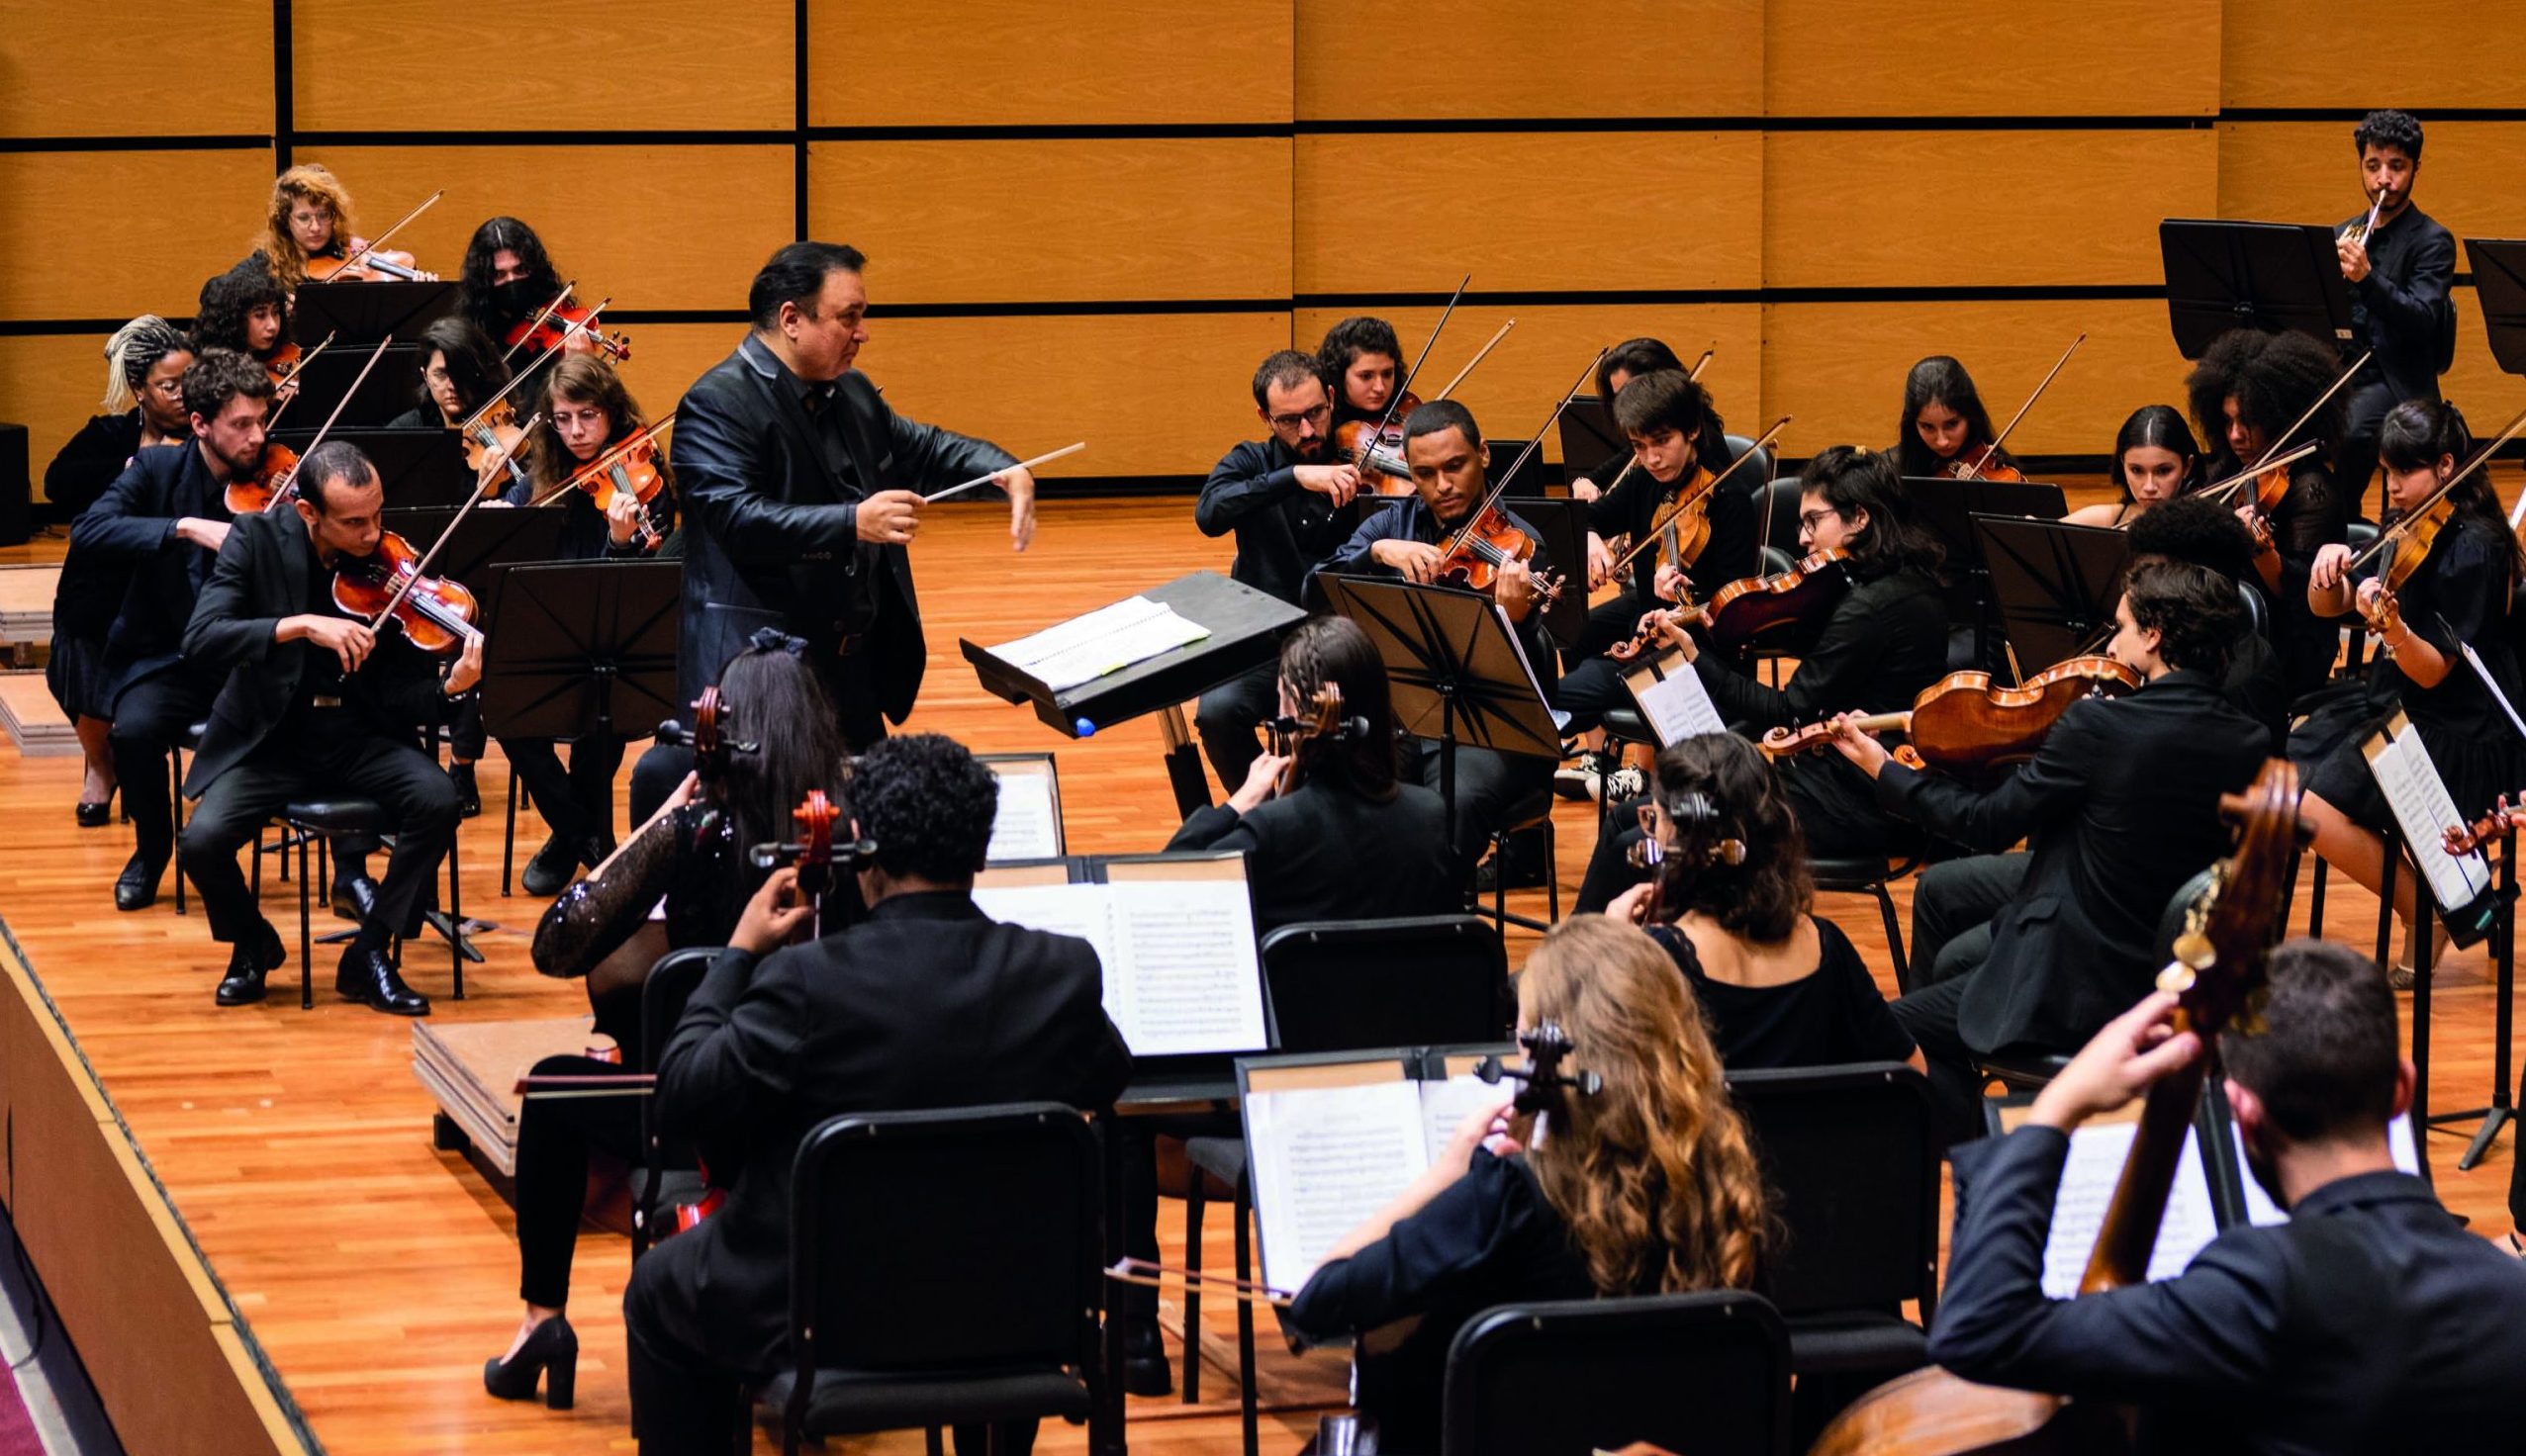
<box><xmin>2380</xmin><ymin>400</ymin><xmax>2520</xmax><ymax>583</ymax></box>
<box><xmin>713</xmin><ymin>641</ymin><xmax>851</xmax><ymax>910</ymax></box>
<box><xmin>2221</xmin><ymin>938</ymin><xmax>2402</xmax><ymax>1141</ymax></box>
<box><xmin>180</xmin><ymin>347</ymin><xmax>274</xmax><ymax>425</ymax></box>
<box><xmin>1800</xmin><ymin>445</ymin><xmax>1942</xmax><ymax>581</ymax></box>
<box><xmin>2109</xmin><ymin>405</ymin><xmax>2204</xmax><ymax>500</ymax></box>
<box><xmin>1648</xmin><ymin>733</ymin><xmax>1811</xmax><ymax>944</ymax></box>
<box><xmin>748</xmin><ymin>241</ymin><xmax>867</xmax><ymax>331</ymax></box>
<box><xmin>457</xmin><ymin>216</ymin><xmax>563</xmax><ymax>335</ymax></box>
<box><xmin>1896</xmin><ymin>356</ymin><xmax>2011</xmax><ymax>479</ymax></box>
<box><xmin>1402</xmin><ymin>398</ymin><xmax>1482</xmax><ymax>452</ymax></box>
<box><xmin>2353</xmin><ymin>109</ymin><xmax>2424</xmax><ymax>160</ymax></box>
<box><xmin>415</xmin><ymin>317</ymin><xmax>512</xmax><ymax>419</ymax></box>
<box><xmin>2185</xmin><ymin>327</ymin><xmax>2344</xmax><ymax>467</ymax></box>
<box><xmin>2122</xmin><ymin>559</ymin><xmax>2240</xmax><ymax>679</ymax></box>
<box><xmin>298</xmin><ymin>440</ymin><xmax>378</xmax><ymax>515</ymax></box>
<box><xmin>1278</xmin><ymin>615</ymin><xmax>1399</xmax><ymax>800</ymax></box>
<box><xmin>850</xmin><ymin>733</ymin><xmax>998</xmax><ymax>882</ymax></box>
<box><xmin>2126</xmin><ymin>494</ymin><xmax>2260</xmax><ymax>588</ymax></box>
<box><xmin>1612</xmin><ymin>370</ymin><xmax>1727</xmax><ymax>465</ymax></box>
<box><xmin>191</xmin><ymin>257</ymin><xmax>291</xmax><ymax>358</ymax></box>
<box><xmin>1316</xmin><ymin>316</ymin><xmax>1403</xmax><ymax>387</ymax></box>
<box><xmin>1598</xmin><ymin>337</ymin><xmax>1685</xmax><ymax>400</ymax></box>
<box><xmin>1252</xmin><ymin>349</ymin><xmax>1324</xmax><ymax>410</ymax></box>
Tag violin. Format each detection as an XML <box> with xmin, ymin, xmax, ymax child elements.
<box><xmin>265</xmin><ymin>340</ymin><xmax>302</xmax><ymax>388</ymax></box>
<box><xmin>329</xmin><ymin>530</ymin><xmax>482</xmax><ymax>656</ymax></box>
<box><xmin>306</xmin><ymin>244</ymin><xmax>434</xmax><ymax>284</ymax></box>
<box><xmin>2339</xmin><ymin>402</ymin><xmax>2526</xmax><ymax>592</ymax></box>
<box><xmin>1430</xmin><ymin>350</ymin><xmax>1610</xmax><ymax>605</ymax></box>
<box><xmin>223</xmin><ymin>442</ymin><xmax>302</xmax><ymax>516</ymax></box>
<box><xmin>459</xmin><ymin>397</ymin><xmax>530</xmax><ymax>497</ymax></box>
<box><xmin>1945</xmin><ymin>334</ymin><xmax>2084</xmax><ymax>485</ymax></box>
<box><xmin>533</xmin><ymin>417</ymin><xmax>675</xmax><ymax>550</ymax></box>
<box><xmin>1760</xmin><ymin>655</ymin><xmax>2143</xmax><ymax>788</ymax></box>
<box><xmin>750</xmin><ymin>789</ymin><xmax>874</xmax><ymax>939</ymax></box>
<box><xmin>655</xmin><ymin>685</ymin><xmax>762</xmax><ymax>785</ymax></box>
<box><xmin>1334</xmin><ymin>390</ymin><xmax>1423</xmax><ymax>498</ymax></box>
<box><xmin>1811</xmin><ymin>760</ymin><xmax>2303</xmax><ymax>1456</ymax></box>
<box><xmin>504</xmin><ymin>285</ymin><xmax>631</xmax><ymax>363</ymax></box>
<box><xmin>2444</xmin><ymin>792</ymin><xmax>2524</xmax><ymax>858</ymax></box>
<box><xmin>1677</xmin><ymin>547</ymin><xmax>1853</xmax><ymax>657</ymax></box>
<box><xmin>1603</xmin><ymin>416</ymin><xmax>1793</xmax><ymax>589</ymax></box>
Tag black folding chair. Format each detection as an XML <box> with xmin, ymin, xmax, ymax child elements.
<box><xmin>1441</xmin><ymin>1291</ymin><xmax>1793</xmax><ymax>1456</ymax></box>
<box><xmin>632</xmin><ymin>946</ymin><xmax>717</xmax><ymax>1259</ymax></box>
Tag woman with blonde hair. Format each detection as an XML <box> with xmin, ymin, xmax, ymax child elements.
<box><xmin>1288</xmin><ymin>915</ymin><xmax>1768</xmax><ymax>1451</ymax></box>
<box><xmin>252</xmin><ymin>162</ymin><xmax>430</xmax><ymax>290</ymax></box>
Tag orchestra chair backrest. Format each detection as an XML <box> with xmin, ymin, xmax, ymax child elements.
<box><xmin>779</xmin><ymin>1103</ymin><xmax>1100</xmax><ymax>1440</ymax></box>
<box><xmin>1440</xmin><ymin>1291</ymin><xmax>1792</xmax><ymax>1456</ymax></box>
<box><xmin>1722</xmin><ymin>433</ymin><xmax>1773</xmax><ymax>503</ymax></box>
<box><xmin>1763</xmin><ymin>475</ymin><xmax>1803</xmax><ymax>556</ymax></box>
<box><xmin>634</xmin><ymin>947</ymin><xmax>720</xmax><ymax>1249</ymax></box>
<box><xmin>2238</xmin><ymin>578</ymin><xmax>2271</xmax><ymax>641</ymax></box>
<box><xmin>1259</xmin><ymin>915</ymin><xmax>1508</xmax><ymax>1052</ymax></box>
<box><xmin>1725</xmin><ymin>1062</ymin><xmax>1939</xmax><ymax>1320</ymax></box>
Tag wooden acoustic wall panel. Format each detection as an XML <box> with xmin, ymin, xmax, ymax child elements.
<box><xmin>1</xmin><ymin>336</ymin><xmax>120</xmax><ymax>502</ymax></box>
<box><xmin>604</xmin><ymin>321</ymin><xmax>752</xmax><ymax>425</ymax></box>
<box><xmin>1291</xmin><ymin>304</ymin><xmax>1765</xmax><ymax>465</ymax></box>
<box><xmin>2221</xmin><ymin>1</ymin><xmax>2526</xmax><ymax>110</ymax></box>
<box><xmin>808</xmin><ymin>139</ymin><xmax>1293</xmax><ymax>303</ymax></box>
<box><xmin>1759</xmin><ymin>299</ymin><xmax>2193</xmax><ymax>457</ymax></box>
<box><xmin>1764</xmin><ymin>0</ymin><xmax>2218</xmax><ymax>117</ymax></box>
<box><xmin>298</xmin><ymin>145</ymin><xmax>791</xmax><ymax>313</ymax></box>
<box><xmin>0</xmin><ymin>2</ymin><xmax>271</xmax><ymax>136</ymax></box>
<box><xmin>811</xmin><ymin>1</ymin><xmax>1293</xmax><ymax>127</ymax></box>
<box><xmin>291</xmin><ymin>0</ymin><xmax>792</xmax><ymax>131</ymax></box>
<box><xmin>1294</xmin><ymin>133</ymin><xmax>1760</xmax><ymax>296</ymax></box>
<box><xmin>1294</xmin><ymin>0</ymin><xmax>1763</xmax><ymax>119</ymax></box>
<box><xmin>856</xmin><ymin>314</ymin><xmax>1294</xmax><ymax>479</ymax></box>
<box><xmin>1766</xmin><ymin>130</ymin><xmax>2215</xmax><ymax>287</ymax></box>
<box><xmin>0</xmin><ymin>149</ymin><xmax>277</xmax><ymax>320</ymax></box>
<box><xmin>2216</xmin><ymin>122</ymin><xmax>2526</xmax><ymax>256</ymax></box>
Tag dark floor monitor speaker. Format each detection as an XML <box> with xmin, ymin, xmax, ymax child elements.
<box><xmin>0</xmin><ymin>424</ymin><xmax>29</xmax><ymax>546</ymax></box>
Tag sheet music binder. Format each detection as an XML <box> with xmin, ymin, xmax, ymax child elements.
<box><xmin>961</xmin><ymin>570</ymin><xmax>1305</xmax><ymax>739</ymax></box>
<box><xmin>979</xmin><ymin>752</ymin><xmax>1067</xmax><ymax>863</ymax></box>
<box><xmin>291</xmin><ymin>279</ymin><xmax>457</xmax><ymax>345</ymax></box>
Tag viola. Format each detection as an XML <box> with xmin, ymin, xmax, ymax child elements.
<box><xmin>328</xmin><ymin>530</ymin><xmax>482</xmax><ymax>656</ymax></box>
<box><xmin>654</xmin><ymin>685</ymin><xmax>760</xmax><ymax>785</ymax></box>
<box><xmin>504</xmin><ymin>299</ymin><xmax>631</xmax><ymax>363</ymax></box>
<box><xmin>1334</xmin><ymin>390</ymin><xmax>1423</xmax><ymax>498</ymax></box>
<box><xmin>460</xmin><ymin>397</ymin><xmax>531</xmax><ymax>497</ymax></box>
<box><xmin>1760</xmin><ymin>655</ymin><xmax>2143</xmax><ymax>788</ymax></box>
<box><xmin>223</xmin><ymin>442</ymin><xmax>302</xmax><ymax>516</ymax></box>
<box><xmin>530</xmin><ymin>416</ymin><xmax>676</xmax><ymax>550</ymax></box>
<box><xmin>1697</xmin><ymin>547</ymin><xmax>1853</xmax><ymax>656</ymax></box>
<box><xmin>1811</xmin><ymin>760</ymin><xmax>2303</xmax><ymax>1456</ymax></box>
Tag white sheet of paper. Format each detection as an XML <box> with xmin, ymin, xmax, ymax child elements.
<box><xmin>2233</xmin><ymin>1113</ymin><xmax>2423</xmax><ymax>1227</ymax></box>
<box><xmin>969</xmin><ymin>881</ymin><xmax>1117</xmax><ymax>965</ymax></box>
<box><xmin>2366</xmin><ymin>724</ymin><xmax>2491</xmax><ymax>912</ymax></box>
<box><xmin>986</xmin><ymin>769</ymin><xmax>1061</xmax><ymax>863</ymax></box>
<box><xmin>1247</xmin><ymin>1079</ymin><xmax>1431</xmax><ymax>1295</ymax></box>
<box><xmin>1626</xmin><ymin>654</ymin><xmax>1728</xmax><ymax>747</ymax></box>
<box><xmin>992</xmin><ymin>595</ymin><xmax>1209</xmax><ymax>692</ymax></box>
<box><xmin>969</xmin><ymin>878</ymin><xmax>1267</xmax><ymax>1057</ymax></box>
<box><xmin>2038</xmin><ymin>1119</ymin><xmax>2221</xmax><ymax>1298</ymax></box>
<box><xmin>1416</xmin><ymin>1074</ymin><xmax>1507</xmax><ymax>1161</ymax></box>
<box><xmin>993</xmin><ymin>594</ymin><xmax>1167</xmax><ymax>668</ymax></box>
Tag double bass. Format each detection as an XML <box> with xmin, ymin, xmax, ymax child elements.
<box><xmin>1808</xmin><ymin>758</ymin><xmax>2304</xmax><ymax>1456</ymax></box>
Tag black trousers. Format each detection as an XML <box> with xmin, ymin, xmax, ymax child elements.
<box><xmin>1575</xmin><ymin>793</ymin><xmax>1649</xmax><ymax>914</ymax></box>
<box><xmin>515</xmin><ymin>1052</ymin><xmax>641</xmax><ymax>1310</ymax></box>
<box><xmin>177</xmin><ymin>718</ymin><xmax>460</xmax><ymax>948</ymax></box>
<box><xmin>622</xmin><ymin>1236</ymin><xmax>1034</xmax><ymax>1455</ymax></box>
<box><xmin>1402</xmin><ymin>737</ymin><xmax>1555</xmax><ymax>879</ymax></box>
<box><xmin>108</xmin><ymin>667</ymin><xmax>221</xmax><ymax>862</ymax></box>
<box><xmin>1194</xmin><ymin>662</ymin><xmax>1277</xmax><ymax>793</ymax></box>
<box><xmin>1785</xmin><ymin>757</ymin><xmax>1919</xmax><ymax>862</ymax></box>
<box><xmin>447</xmin><ymin>690</ymin><xmax>486</xmax><ymax>762</ymax></box>
<box><xmin>504</xmin><ymin>733</ymin><xmax>625</xmax><ymax>850</ymax></box>
<box><xmin>1891</xmin><ymin>854</ymin><xmax>2031</xmax><ymax>1144</ymax></box>
<box><xmin>2338</xmin><ymin>377</ymin><xmax>2394</xmax><ymax>520</ymax></box>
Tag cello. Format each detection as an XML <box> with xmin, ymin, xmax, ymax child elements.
<box><xmin>1808</xmin><ymin>758</ymin><xmax>2304</xmax><ymax>1456</ymax></box>
<box><xmin>749</xmin><ymin>789</ymin><xmax>875</xmax><ymax>941</ymax></box>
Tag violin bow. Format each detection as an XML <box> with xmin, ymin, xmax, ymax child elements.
<box><xmin>1686</xmin><ymin>343</ymin><xmax>1717</xmax><ymax>383</ymax></box>
<box><xmin>525</xmin><ymin>413</ymin><xmax>676</xmax><ymax>508</ymax></box>
<box><xmin>457</xmin><ymin>300</ymin><xmax>612</xmax><ymax>440</ymax></box>
<box><xmin>2195</xmin><ymin>441</ymin><xmax>2322</xmax><ymax>508</ymax></box>
<box><xmin>1592</xmin><ymin>344</ymin><xmax>1717</xmax><ymax>508</ymax></box>
<box><xmin>2344</xmin><ymin>402</ymin><xmax>2526</xmax><ymax>575</ymax></box>
<box><xmin>499</xmin><ymin>281</ymin><xmax>578</xmax><ymax>366</ymax></box>
<box><xmin>2252</xmin><ymin>350</ymin><xmax>2372</xmax><ymax>477</ymax></box>
<box><xmin>1431</xmin><ymin>318</ymin><xmax>1516</xmax><ymax>402</ymax></box>
<box><xmin>319</xmin><ymin>188</ymin><xmax>443</xmax><ymax>284</ymax></box>
<box><xmin>1440</xmin><ymin>349</ymin><xmax>1606</xmax><ymax>562</ymax></box>
<box><xmin>1605</xmin><ymin>415</ymin><xmax>1791</xmax><ymax>578</ymax></box>
<box><xmin>267</xmin><ymin>334</ymin><xmax>397</xmax><ymax>505</ymax></box>
<box><xmin>1348</xmin><ymin>273</ymin><xmax>1470</xmax><ymax>468</ymax></box>
<box><xmin>365</xmin><ymin>410</ymin><xmax>545</xmax><ymax>632</ymax></box>
<box><xmin>1957</xmin><ymin>333</ymin><xmax>2083</xmax><ymax>480</ymax></box>
<box><xmin>925</xmin><ymin>440</ymin><xmax>1086</xmax><ymax>503</ymax></box>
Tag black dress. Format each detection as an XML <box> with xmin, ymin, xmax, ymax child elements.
<box><xmin>44</xmin><ymin>412</ymin><xmax>144</xmax><ymax>721</ymax></box>
<box><xmin>1646</xmin><ymin>916</ymin><xmax>1917</xmax><ymax>1069</ymax></box>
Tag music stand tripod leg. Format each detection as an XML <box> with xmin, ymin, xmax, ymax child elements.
<box><xmin>2458</xmin><ymin>831</ymin><xmax>2519</xmax><ymax>1170</ymax></box>
<box><xmin>1158</xmin><ymin>702</ymin><xmax>1212</xmax><ymax>819</ymax></box>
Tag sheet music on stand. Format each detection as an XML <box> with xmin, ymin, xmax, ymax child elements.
<box><xmin>1992</xmin><ymin>1100</ymin><xmax>2221</xmax><ymax>1298</ymax></box>
<box><xmin>980</xmin><ymin>753</ymin><xmax>1066</xmax><ymax>863</ymax></box>
<box><xmin>972</xmin><ymin>853</ymin><xmax>1266</xmax><ymax>1058</ymax></box>
<box><xmin>2363</xmin><ymin>710</ymin><xmax>2493</xmax><ymax>914</ymax></box>
<box><xmin>1621</xmin><ymin>649</ymin><xmax>1728</xmax><ymax>747</ymax></box>
<box><xmin>989</xmin><ymin>595</ymin><xmax>1209</xmax><ymax>692</ymax></box>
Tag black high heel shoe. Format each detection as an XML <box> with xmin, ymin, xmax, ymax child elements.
<box><xmin>483</xmin><ymin>1315</ymin><xmax>577</xmax><ymax>1410</ymax></box>
<box><xmin>74</xmin><ymin>787</ymin><xmax>114</xmax><ymax>828</ymax></box>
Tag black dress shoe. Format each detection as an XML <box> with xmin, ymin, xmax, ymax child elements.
<box><xmin>216</xmin><ymin>924</ymin><xmax>287</xmax><ymax>1006</ymax></box>
<box><xmin>448</xmin><ymin>761</ymin><xmax>482</xmax><ymax>819</ymax></box>
<box><xmin>519</xmin><ymin>834</ymin><xmax>581</xmax><ymax>897</ymax></box>
<box><xmin>75</xmin><ymin>792</ymin><xmax>113</xmax><ymax>828</ymax></box>
<box><xmin>1119</xmin><ymin>1318</ymin><xmax>1172</xmax><ymax>1398</ymax></box>
<box><xmin>483</xmin><ymin>1315</ymin><xmax>577</xmax><ymax>1409</ymax></box>
<box><xmin>114</xmin><ymin>851</ymin><xmax>168</xmax><ymax>912</ymax></box>
<box><xmin>336</xmin><ymin>944</ymin><xmax>430</xmax><ymax>1016</ymax></box>
<box><xmin>329</xmin><ymin>872</ymin><xmax>379</xmax><ymax>924</ymax></box>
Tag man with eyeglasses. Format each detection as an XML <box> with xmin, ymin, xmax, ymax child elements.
<box><xmin>67</xmin><ymin>348</ymin><xmax>273</xmax><ymax>912</ymax></box>
<box><xmin>1190</xmin><ymin>349</ymin><xmax>1363</xmax><ymax>789</ymax></box>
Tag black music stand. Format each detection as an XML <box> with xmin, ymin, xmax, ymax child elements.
<box><xmin>1317</xmin><ymin>574</ymin><xmax>1561</xmax><ymax>854</ymax></box>
<box><xmin>1557</xmin><ymin>396</ymin><xmax>1627</xmax><ymax>485</ymax></box>
<box><xmin>2159</xmin><ymin>219</ymin><xmax>2357</xmax><ymax>358</ymax></box>
<box><xmin>277</xmin><ymin>427</ymin><xmax>473</xmax><ymax>504</ymax></box>
<box><xmin>1973</xmin><ymin>514</ymin><xmax>2132</xmax><ymax>671</ymax></box>
<box><xmin>381</xmin><ymin>506</ymin><xmax>568</xmax><ymax>622</ymax></box>
<box><xmin>2465</xmin><ymin>238</ymin><xmax>2526</xmax><ymax>376</ymax></box>
<box><xmin>290</xmin><ymin>344</ymin><xmax>423</xmax><ymax>428</ymax></box>
<box><xmin>479</xmin><ymin>560</ymin><xmax>682</xmax><ymax>770</ymax></box>
<box><xmin>291</xmin><ymin>280</ymin><xmax>456</xmax><ymax>345</ymax></box>
<box><xmin>1907</xmin><ymin>476</ymin><xmax>2069</xmax><ymax>666</ymax></box>
<box><xmin>1493</xmin><ymin>494</ymin><xmax>1588</xmax><ymax>650</ymax></box>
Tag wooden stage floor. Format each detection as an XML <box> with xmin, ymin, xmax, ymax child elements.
<box><xmin>0</xmin><ymin>494</ymin><xmax>2516</xmax><ymax>1455</ymax></box>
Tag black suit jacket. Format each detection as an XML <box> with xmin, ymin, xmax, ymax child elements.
<box><xmin>1875</xmin><ymin>671</ymin><xmax>2270</xmax><ymax>1051</ymax></box>
<box><xmin>1196</xmin><ymin>436</ymin><xmax>1354</xmax><ymax>606</ymax></box>
<box><xmin>652</xmin><ymin>890</ymin><xmax>1132</xmax><ymax>1371</ymax></box>
<box><xmin>668</xmin><ymin>335</ymin><xmax>1015</xmax><ymax>718</ymax></box>
<box><xmin>1167</xmin><ymin>778</ymin><xmax>1457</xmax><ymax>936</ymax></box>
<box><xmin>2343</xmin><ymin>203</ymin><xmax>2457</xmax><ymax>406</ymax></box>
<box><xmin>1935</xmin><ymin>1127</ymin><xmax>2526</xmax><ymax>1454</ymax></box>
<box><xmin>179</xmin><ymin>511</ymin><xmax>448</xmax><ymax>793</ymax></box>
<box><xmin>69</xmin><ymin>442</ymin><xmax>229</xmax><ymax>708</ymax></box>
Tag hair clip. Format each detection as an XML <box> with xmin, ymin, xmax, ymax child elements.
<box><xmin>747</xmin><ymin>626</ymin><xmax>808</xmax><ymax>658</ymax></box>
